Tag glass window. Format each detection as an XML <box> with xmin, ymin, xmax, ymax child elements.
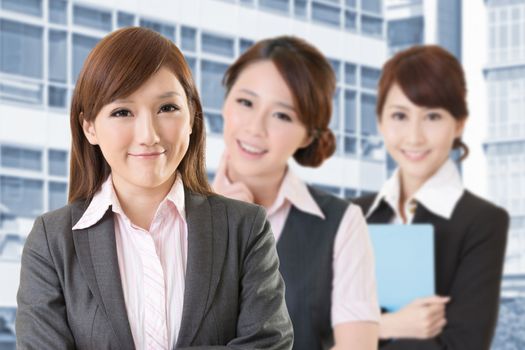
<box><xmin>1</xmin><ymin>146</ymin><xmax>42</xmax><ymax>171</ymax></box>
<box><xmin>73</xmin><ymin>5</ymin><xmax>112</xmax><ymax>32</ymax></box>
<box><xmin>49</xmin><ymin>182</ymin><xmax>67</xmax><ymax>210</ymax></box>
<box><xmin>361</xmin><ymin>66</ymin><xmax>380</xmax><ymax>89</ymax></box>
<box><xmin>361</xmin><ymin>93</ymin><xmax>377</xmax><ymax>136</ymax></box>
<box><xmin>49</xmin><ymin>0</ymin><xmax>67</xmax><ymax>24</ymax></box>
<box><xmin>344</xmin><ymin>90</ymin><xmax>356</xmax><ymax>133</ymax></box>
<box><xmin>181</xmin><ymin>26</ymin><xmax>196</xmax><ymax>52</ymax></box>
<box><xmin>361</xmin><ymin>137</ymin><xmax>384</xmax><ymax>160</ymax></box>
<box><xmin>48</xmin><ymin>86</ymin><xmax>67</xmax><ymax>108</ymax></box>
<box><xmin>0</xmin><ymin>77</ymin><xmax>43</xmax><ymax>104</ymax></box>
<box><xmin>312</xmin><ymin>2</ymin><xmax>341</xmax><ymax>27</ymax></box>
<box><xmin>361</xmin><ymin>15</ymin><xmax>383</xmax><ymax>37</ymax></box>
<box><xmin>387</xmin><ymin>17</ymin><xmax>424</xmax><ymax>48</ymax></box>
<box><xmin>329</xmin><ymin>59</ymin><xmax>341</xmax><ymax>82</ymax></box>
<box><xmin>48</xmin><ymin>149</ymin><xmax>67</xmax><ymax>176</ymax></box>
<box><xmin>185</xmin><ymin>56</ymin><xmax>196</xmax><ymax>76</ymax></box>
<box><xmin>201</xmin><ymin>60</ymin><xmax>228</xmax><ymax>110</ymax></box>
<box><xmin>344</xmin><ymin>188</ymin><xmax>357</xmax><ymax>199</ymax></box>
<box><xmin>240</xmin><ymin>39</ymin><xmax>254</xmax><ymax>54</ymax></box>
<box><xmin>331</xmin><ymin>88</ymin><xmax>340</xmax><ymax>130</ymax></box>
<box><xmin>139</xmin><ymin>19</ymin><xmax>175</xmax><ymax>41</ymax></box>
<box><xmin>73</xmin><ymin>34</ymin><xmax>99</xmax><ymax>82</ymax></box>
<box><xmin>1</xmin><ymin>0</ymin><xmax>42</xmax><ymax>17</ymax></box>
<box><xmin>312</xmin><ymin>183</ymin><xmax>341</xmax><ymax>196</ymax></box>
<box><xmin>344</xmin><ymin>63</ymin><xmax>356</xmax><ymax>85</ymax></box>
<box><xmin>346</xmin><ymin>0</ymin><xmax>356</xmax><ymax>8</ymax></box>
<box><xmin>294</xmin><ymin>0</ymin><xmax>307</xmax><ymax>17</ymax></box>
<box><xmin>202</xmin><ymin>33</ymin><xmax>234</xmax><ymax>57</ymax></box>
<box><xmin>205</xmin><ymin>112</ymin><xmax>224</xmax><ymax>134</ymax></box>
<box><xmin>362</xmin><ymin>0</ymin><xmax>382</xmax><ymax>15</ymax></box>
<box><xmin>0</xmin><ymin>20</ymin><xmax>43</xmax><ymax>79</ymax></box>
<box><xmin>0</xmin><ymin>176</ymin><xmax>43</xmax><ymax>217</ymax></box>
<box><xmin>49</xmin><ymin>30</ymin><xmax>67</xmax><ymax>83</ymax></box>
<box><xmin>259</xmin><ymin>0</ymin><xmax>290</xmax><ymax>14</ymax></box>
<box><xmin>344</xmin><ymin>135</ymin><xmax>357</xmax><ymax>155</ymax></box>
<box><xmin>117</xmin><ymin>12</ymin><xmax>135</xmax><ymax>27</ymax></box>
<box><xmin>345</xmin><ymin>10</ymin><xmax>357</xmax><ymax>30</ymax></box>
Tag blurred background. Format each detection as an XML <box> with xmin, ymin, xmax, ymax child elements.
<box><xmin>0</xmin><ymin>0</ymin><xmax>523</xmax><ymax>348</ymax></box>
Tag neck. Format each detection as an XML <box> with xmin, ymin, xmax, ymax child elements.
<box><xmin>228</xmin><ymin>166</ymin><xmax>286</xmax><ymax>209</ymax></box>
<box><xmin>111</xmin><ymin>173</ymin><xmax>176</xmax><ymax>230</ymax></box>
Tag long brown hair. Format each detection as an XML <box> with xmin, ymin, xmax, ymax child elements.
<box><xmin>376</xmin><ymin>45</ymin><xmax>469</xmax><ymax>160</ymax></box>
<box><xmin>223</xmin><ymin>36</ymin><xmax>336</xmax><ymax>167</ymax></box>
<box><xmin>69</xmin><ymin>27</ymin><xmax>210</xmax><ymax>203</ymax></box>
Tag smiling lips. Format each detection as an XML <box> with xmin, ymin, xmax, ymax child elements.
<box><xmin>401</xmin><ymin>149</ymin><xmax>430</xmax><ymax>161</ymax></box>
<box><xmin>237</xmin><ymin>140</ymin><xmax>268</xmax><ymax>156</ymax></box>
<box><xmin>128</xmin><ymin>150</ymin><xmax>166</xmax><ymax>158</ymax></box>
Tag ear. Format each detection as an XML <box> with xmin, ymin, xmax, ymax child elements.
<box><xmin>299</xmin><ymin>133</ymin><xmax>315</xmax><ymax>149</ymax></box>
<box><xmin>81</xmin><ymin>114</ymin><xmax>98</xmax><ymax>145</ymax></box>
<box><xmin>455</xmin><ymin>117</ymin><xmax>467</xmax><ymax>139</ymax></box>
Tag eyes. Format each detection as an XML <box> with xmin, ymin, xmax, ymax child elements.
<box><xmin>390</xmin><ymin>111</ymin><xmax>442</xmax><ymax>122</ymax></box>
<box><xmin>235</xmin><ymin>98</ymin><xmax>293</xmax><ymax>123</ymax></box>
<box><xmin>110</xmin><ymin>103</ymin><xmax>180</xmax><ymax>118</ymax></box>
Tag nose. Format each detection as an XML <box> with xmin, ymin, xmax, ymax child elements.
<box><xmin>136</xmin><ymin>112</ymin><xmax>160</xmax><ymax>146</ymax></box>
<box><xmin>244</xmin><ymin>108</ymin><xmax>267</xmax><ymax>137</ymax></box>
<box><xmin>406</xmin><ymin>119</ymin><xmax>425</xmax><ymax>145</ymax></box>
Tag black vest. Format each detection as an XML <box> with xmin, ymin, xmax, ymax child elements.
<box><xmin>277</xmin><ymin>186</ymin><xmax>349</xmax><ymax>350</ymax></box>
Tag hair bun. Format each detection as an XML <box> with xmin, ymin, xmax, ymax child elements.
<box><xmin>294</xmin><ymin>128</ymin><xmax>336</xmax><ymax>167</ymax></box>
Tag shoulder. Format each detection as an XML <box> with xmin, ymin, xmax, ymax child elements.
<box><xmin>456</xmin><ymin>190</ymin><xmax>509</xmax><ymax>225</ymax></box>
<box><xmin>352</xmin><ymin>193</ymin><xmax>378</xmax><ymax>214</ymax></box>
<box><xmin>306</xmin><ymin>185</ymin><xmax>350</xmax><ymax>212</ymax></box>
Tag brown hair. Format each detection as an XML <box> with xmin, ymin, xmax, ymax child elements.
<box><xmin>223</xmin><ymin>36</ymin><xmax>336</xmax><ymax>167</ymax></box>
<box><xmin>69</xmin><ymin>27</ymin><xmax>211</xmax><ymax>203</ymax></box>
<box><xmin>376</xmin><ymin>45</ymin><xmax>469</xmax><ymax>160</ymax></box>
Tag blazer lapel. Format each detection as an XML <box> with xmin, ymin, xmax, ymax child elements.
<box><xmin>71</xmin><ymin>202</ymin><xmax>134</xmax><ymax>350</ymax></box>
<box><xmin>367</xmin><ymin>200</ymin><xmax>395</xmax><ymax>223</ymax></box>
<box><xmin>176</xmin><ymin>192</ymin><xmax>227</xmax><ymax>347</ymax></box>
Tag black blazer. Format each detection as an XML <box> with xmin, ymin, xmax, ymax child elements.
<box><xmin>16</xmin><ymin>191</ymin><xmax>293</xmax><ymax>350</ymax></box>
<box><xmin>354</xmin><ymin>190</ymin><xmax>509</xmax><ymax>350</ymax></box>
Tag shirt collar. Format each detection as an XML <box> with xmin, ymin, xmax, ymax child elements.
<box><xmin>72</xmin><ymin>173</ymin><xmax>186</xmax><ymax>230</ymax></box>
<box><xmin>267</xmin><ymin>169</ymin><xmax>325</xmax><ymax>220</ymax></box>
<box><xmin>367</xmin><ymin>159</ymin><xmax>464</xmax><ymax>220</ymax></box>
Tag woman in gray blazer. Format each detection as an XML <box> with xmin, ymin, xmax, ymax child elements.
<box><xmin>16</xmin><ymin>27</ymin><xmax>293</xmax><ymax>350</ymax></box>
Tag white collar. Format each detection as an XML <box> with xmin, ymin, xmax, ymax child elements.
<box><xmin>367</xmin><ymin>159</ymin><xmax>464</xmax><ymax>220</ymax></box>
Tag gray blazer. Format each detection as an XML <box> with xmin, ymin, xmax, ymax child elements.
<box><xmin>16</xmin><ymin>191</ymin><xmax>293</xmax><ymax>350</ymax></box>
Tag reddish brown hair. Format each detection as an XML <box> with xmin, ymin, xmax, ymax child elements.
<box><xmin>376</xmin><ymin>45</ymin><xmax>469</xmax><ymax>160</ymax></box>
<box><xmin>69</xmin><ymin>27</ymin><xmax>210</xmax><ymax>203</ymax></box>
<box><xmin>223</xmin><ymin>36</ymin><xmax>336</xmax><ymax>167</ymax></box>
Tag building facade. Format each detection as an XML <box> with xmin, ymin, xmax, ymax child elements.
<box><xmin>0</xmin><ymin>0</ymin><xmax>386</xmax><ymax>347</ymax></box>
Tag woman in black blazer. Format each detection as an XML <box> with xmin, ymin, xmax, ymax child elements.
<box><xmin>354</xmin><ymin>45</ymin><xmax>509</xmax><ymax>350</ymax></box>
<box><xmin>16</xmin><ymin>27</ymin><xmax>293</xmax><ymax>350</ymax></box>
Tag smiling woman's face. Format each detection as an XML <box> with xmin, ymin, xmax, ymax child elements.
<box><xmin>379</xmin><ymin>84</ymin><xmax>465</xmax><ymax>184</ymax></box>
<box><xmin>82</xmin><ymin>66</ymin><xmax>192</xmax><ymax>192</ymax></box>
<box><xmin>222</xmin><ymin>60</ymin><xmax>311</xmax><ymax>180</ymax></box>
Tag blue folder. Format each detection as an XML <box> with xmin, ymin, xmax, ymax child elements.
<box><xmin>368</xmin><ymin>224</ymin><xmax>435</xmax><ymax>312</ymax></box>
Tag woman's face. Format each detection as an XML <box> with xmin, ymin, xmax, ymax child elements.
<box><xmin>222</xmin><ymin>60</ymin><xmax>311</xmax><ymax>180</ymax></box>
<box><xmin>379</xmin><ymin>84</ymin><xmax>465</xmax><ymax>184</ymax></box>
<box><xmin>82</xmin><ymin>66</ymin><xmax>192</xmax><ymax>192</ymax></box>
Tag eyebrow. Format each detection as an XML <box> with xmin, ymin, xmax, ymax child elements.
<box><xmin>238</xmin><ymin>88</ymin><xmax>296</xmax><ymax>112</ymax></box>
<box><xmin>112</xmin><ymin>91</ymin><xmax>182</xmax><ymax>103</ymax></box>
<box><xmin>387</xmin><ymin>104</ymin><xmax>410</xmax><ymax>111</ymax></box>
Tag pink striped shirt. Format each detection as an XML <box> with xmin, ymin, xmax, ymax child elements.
<box><xmin>73</xmin><ymin>174</ymin><xmax>187</xmax><ymax>349</ymax></box>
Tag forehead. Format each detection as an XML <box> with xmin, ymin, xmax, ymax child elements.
<box><xmin>234</xmin><ymin>61</ymin><xmax>292</xmax><ymax>97</ymax></box>
<box><xmin>124</xmin><ymin>66</ymin><xmax>186</xmax><ymax>99</ymax></box>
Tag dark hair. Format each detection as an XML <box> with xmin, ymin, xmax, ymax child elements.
<box><xmin>377</xmin><ymin>45</ymin><xmax>469</xmax><ymax>160</ymax></box>
<box><xmin>223</xmin><ymin>36</ymin><xmax>336</xmax><ymax>167</ymax></box>
<box><xmin>69</xmin><ymin>27</ymin><xmax>211</xmax><ymax>203</ymax></box>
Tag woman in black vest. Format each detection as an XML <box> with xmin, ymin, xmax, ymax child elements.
<box><xmin>212</xmin><ymin>36</ymin><xmax>380</xmax><ymax>349</ymax></box>
<box><xmin>354</xmin><ymin>45</ymin><xmax>509</xmax><ymax>350</ymax></box>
